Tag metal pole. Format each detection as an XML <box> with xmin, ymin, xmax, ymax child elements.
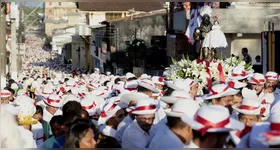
<box><xmin>11</xmin><ymin>2</ymin><xmax>18</xmax><ymax>80</ymax></box>
<box><xmin>0</xmin><ymin>3</ymin><xmax>7</xmax><ymax>88</ymax></box>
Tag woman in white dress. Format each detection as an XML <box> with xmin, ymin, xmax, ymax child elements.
<box><xmin>203</xmin><ymin>19</ymin><xmax>228</xmax><ymax>49</ymax></box>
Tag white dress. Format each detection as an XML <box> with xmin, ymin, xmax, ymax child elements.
<box><xmin>202</xmin><ymin>24</ymin><xmax>228</xmax><ymax>49</ymax></box>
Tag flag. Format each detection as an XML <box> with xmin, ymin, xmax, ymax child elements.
<box><xmin>185</xmin><ymin>9</ymin><xmax>202</xmax><ymax>45</ymax></box>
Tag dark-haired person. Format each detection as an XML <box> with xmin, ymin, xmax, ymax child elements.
<box><xmin>253</xmin><ymin>55</ymin><xmax>262</xmax><ymax>74</ymax></box>
<box><xmin>42</xmin><ymin>115</ymin><xmax>65</xmax><ymax>148</ymax></box>
<box><xmin>96</xmin><ymin>134</ymin><xmax>121</xmax><ymax>148</ymax></box>
<box><xmin>33</xmin><ymin>105</ymin><xmax>43</xmax><ymax>122</ymax></box>
<box><xmin>64</xmin><ymin>123</ymin><xmax>97</xmax><ymax>148</ymax></box>
<box><xmin>32</xmin><ymin>105</ymin><xmax>44</xmax><ymax>147</ymax></box>
<box><xmin>241</xmin><ymin>47</ymin><xmax>252</xmax><ymax>64</ymax></box>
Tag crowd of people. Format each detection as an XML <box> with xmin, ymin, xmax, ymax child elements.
<box><xmin>1</xmin><ymin>65</ymin><xmax>280</xmax><ymax>148</ymax></box>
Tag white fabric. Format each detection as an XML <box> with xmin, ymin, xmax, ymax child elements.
<box><xmin>153</xmin><ymin>105</ymin><xmax>167</xmax><ymax>125</ymax></box>
<box><xmin>202</xmin><ymin>24</ymin><xmax>227</xmax><ymax>49</ymax></box>
<box><xmin>185</xmin><ymin>141</ymin><xmax>199</xmax><ymax>148</ymax></box>
<box><xmin>42</xmin><ymin>107</ymin><xmax>62</xmax><ymax>122</ymax></box>
<box><xmin>18</xmin><ymin>126</ymin><xmax>37</xmax><ymax>148</ymax></box>
<box><xmin>32</xmin><ymin>121</ymin><xmax>44</xmax><ymax>148</ymax></box>
<box><xmin>122</xmin><ymin>120</ymin><xmax>152</xmax><ymax>148</ymax></box>
<box><xmin>148</xmin><ymin>124</ymin><xmax>185</xmax><ymax>148</ymax></box>
<box><xmin>115</xmin><ymin>115</ymin><xmax>133</xmax><ymax>143</ymax></box>
<box><xmin>99</xmin><ymin>124</ymin><xmax>117</xmax><ymax>138</ymax></box>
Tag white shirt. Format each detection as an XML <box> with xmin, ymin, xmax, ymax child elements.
<box><xmin>115</xmin><ymin>115</ymin><xmax>133</xmax><ymax>143</ymax></box>
<box><xmin>185</xmin><ymin>141</ymin><xmax>199</xmax><ymax>148</ymax></box>
<box><xmin>32</xmin><ymin>121</ymin><xmax>44</xmax><ymax>148</ymax></box>
<box><xmin>99</xmin><ymin>124</ymin><xmax>117</xmax><ymax>138</ymax></box>
<box><xmin>43</xmin><ymin>107</ymin><xmax>62</xmax><ymax>123</ymax></box>
<box><xmin>18</xmin><ymin>126</ymin><xmax>37</xmax><ymax>148</ymax></box>
<box><xmin>122</xmin><ymin>120</ymin><xmax>152</xmax><ymax>148</ymax></box>
<box><xmin>148</xmin><ymin>125</ymin><xmax>185</xmax><ymax>148</ymax></box>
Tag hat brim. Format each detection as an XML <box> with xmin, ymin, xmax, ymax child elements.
<box><xmin>43</xmin><ymin>98</ymin><xmax>62</xmax><ymax>108</ymax></box>
<box><xmin>120</xmin><ymin>93</ymin><xmax>149</xmax><ymax>104</ymax></box>
<box><xmin>132</xmin><ymin>109</ymin><xmax>157</xmax><ymax>115</ymax></box>
<box><xmin>229</xmin><ymin>75</ymin><xmax>251</xmax><ymax>81</ymax></box>
<box><xmin>160</xmin><ymin>96</ymin><xmax>179</xmax><ymax>104</ymax></box>
<box><xmin>203</xmin><ymin>88</ymin><xmax>239</xmax><ymax>100</ymax></box>
<box><xmin>165</xmin><ymin>81</ymin><xmax>181</xmax><ymax>90</ymax></box>
<box><xmin>232</xmin><ymin>106</ymin><xmax>261</xmax><ymax>116</ymax></box>
<box><xmin>248</xmin><ymin>81</ymin><xmax>265</xmax><ymax>85</ymax></box>
<box><xmin>165</xmin><ymin>109</ymin><xmax>185</xmax><ymax>117</ymax></box>
<box><xmin>138</xmin><ymin>82</ymin><xmax>159</xmax><ymax>93</ymax></box>
<box><xmin>182</xmin><ymin>115</ymin><xmax>245</xmax><ymax>133</ymax></box>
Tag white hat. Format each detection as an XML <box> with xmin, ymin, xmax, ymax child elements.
<box><xmin>226</xmin><ymin>80</ymin><xmax>247</xmax><ymax>89</ymax></box>
<box><xmin>14</xmin><ymin>95</ymin><xmax>35</xmax><ymax>105</ymax></box>
<box><xmin>64</xmin><ymin>79</ymin><xmax>77</xmax><ymax>91</ymax></box>
<box><xmin>248</xmin><ymin>73</ymin><xmax>266</xmax><ymax>85</ymax></box>
<box><xmin>160</xmin><ymin>90</ymin><xmax>194</xmax><ymax>104</ymax></box>
<box><xmin>91</xmin><ymin>87</ymin><xmax>108</xmax><ymax>98</ymax></box>
<box><xmin>181</xmin><ymin>105</ymin><xmax>245</xmax><ymax>136</ymax></box>
<box><xmin>257</xmin><ymin>113</ymin><xmax>280</xmax><ymax>146</ymax></box>
<box><xmin>40</xmin><ymin>85</ymin><xmax>55</xmax><ymax>98</ymax></box>
<box><xmin>98</xmin><ymin>102</ymin><xmax>121</xmax><ymax>125</ymax></box>
<box><xmin>81</xmin><ymin>97</ymin><xmax>97</xmax><ymax>116</ymax></box>
<box><xmin>125</xmin><ymin>72</ymin><xmax>136</xmax><ymax>80</ymax></box>
<box><xmin>123</xmin><ymin>80</ymin><xmax>138</xmax><ymax>92</ymax></box>
<box><xmin>165</xmin><ymin>99</ymin><xmax>200</xmax><ymax>117</ymax></box>
<box><xmin>106</xmin><ymin>71</ymin><xmax>111</xmax><ymax>76</ymax></box>
<box><xmin>86</xmin><ymin>83</ymin><xmax>99</xmax><ymax>90</ymax></box>
<box><xmin>0</xmin><ymin>90</ymin><xmax>12</xmax><ymax>98</ymax></box>
<box><xmin>228</xmin><ymin>66</ymin><xmax>252</xmax><ymax>80</ymax></box>
<box><xmin>140</xmin><ymin>74</ymin><xmax>151</xmax><ymax>80</ymax></box>
<box><xmin>120</xmin><ymin>92</ymin><xmax>149</xmax><ymax>105</ymax></box>
<box><xmin>137</xmin><ymin>79</ymin><xmax>159</xmax><ymax>93</ymax></box>
<box><xmin>151</xmin><ymin>76</ymin><xmax>165</xmax><ymax>85</ymax></box>
<box><xmin>132</xmin><ymin>98</ymin><xmax>157</xmax><ymax>115</ymax></box>
<box><xmin>63</xmin><ymin>94</ymin><xmax>80</xmax><ymax>106</ymax></box>
<box><xmin>165</xmin><ymin>78</ymin><xmax>197</xmax><ymax>92</ymax></box>
<box><xmin>203</xmin><ymin>83</ymin><xmax>239</xmax><ymax>100</ymax></box>
<box><xmin>265</xmin><ymin>71</ymin><xmax>278</xmax><ymax>81</ymax></box>
<box><xmin>43</xmin><ymin>94</ymin><xmax>63</xmax><ymax>108</ymax></box>
<box><xmin>11</xmin><ymin>83</ymin><xmax>19</xmax><ymax>90</ymax></box>
<box><xmin>233</xmin><ymin>99</ymin><xmax>265</xmax><ymax>116</ymax></box>
<box><xmin>17</xmin><ymin>102</ymin><xmax>38</xmax><ymax>125</ymax></box>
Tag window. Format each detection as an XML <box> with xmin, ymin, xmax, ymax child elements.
<box><xmin>105</xmin><ymin>13</ymin><xmax>122</xmax><ymax>20</ymax></box>
<box><xmin>59</xmin><ymin>2</ymin><xmax>61</xmax><ymax>6</ymax></box>
<box><xmin>49</xmin><ymin>2</ymin><xmax>52</xmax><ymax>6</ymax></box>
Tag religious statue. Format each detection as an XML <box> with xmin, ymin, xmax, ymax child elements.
<box><xmin>193</xmin><ymin>6</ymin><xmax>216</xmax><ymax>61</ymax></box>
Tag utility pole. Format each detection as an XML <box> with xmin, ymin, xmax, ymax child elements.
<box><xmin>17</xmin><ymin>2</ymin><xmax>24</xmax><ymax>75</ymax></box>
<box><xmin>11</xmin><ymin>2</ymin><xmax>18</xmax><ymax>80</ymax></box>
<box><xmin>0</xmin><ymin>3</ymin><xmax>7</xmax><ymax>89</ymax></box>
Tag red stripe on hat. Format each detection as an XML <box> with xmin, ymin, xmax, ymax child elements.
<box><xmin>263</xmin><ymin>132</ymin><xmax>280</xmax><ymax>141</ymax></box>
<box><xmin>46</xmin><ymin>98</ymin><xmax>60</xmax><ymax>104</ymax></box>
<box><xmin>134</xmin><ymin>105</ymin><xmax>156</xmax><ymax>111</ymax></box>
<box><xmin>271</xmin><ymin>122</ymin><xmax>280</xmax><ymax>131</ymax></box>
<box><xmin>125</xmin><ymin>87</ymin><xmax>138</xmax><ymax>91</ymax></box>
<box><xmin>232</xmin><ymin>71</ymin><xmax>248</xmax><ymax>77</ymax></box>
<box><xmin>100</xmin><ymin>104</ymin><xmax>117</xmax><ymax>118</ymax></box>
<box><xmin>238</xmin><ymin>105</ymin><xmax>259</xmax><ymax>110</ymax></box>
<box><xmin>251</xmin><ymin>78</ymin><xmax>265</xmax><ymax>84</ymax></box>
<box><xmin>266</xmin><ymin>76</ymin><xmax>278</xmax><ymax>80</ymax></box>
<box><xmin>209</xmin><ymin>85</ymin><xmax>230</xmax><ymax>97</ymax></box>
<box><xmin>82</xmin><ymin>105</ymin><xmax>95</xmax><ymax>110</ymax></box>
<box><xmin>195</xmin><ymin>115</ymin><xmax>230</xmax><ymax>136</ymax></box>
<box><xmin>141</xmin><ymin>81</ymin><xmax>154</xmax><ymax>87</ymax></box>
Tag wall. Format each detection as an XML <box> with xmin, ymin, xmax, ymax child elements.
<box><xmin>45</xmin><ymin>2</ymin><xmax>77</xmax><ymax>20</ymax></box>
<box><xmin>110</xmin><ymin>12</ymin><xmax>166</xmax><ymax>51</ymax></box>
<box><xmin>71</xmin><ymin>36</ymin><xmax>86</xmax><ymax>69</ymax></box>
<box><xmin>45</xmin><ymin>22</ymin><xmax>68</xmax><ymax>36</ymax></box>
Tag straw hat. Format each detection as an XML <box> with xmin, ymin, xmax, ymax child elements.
<box><xmin>132</xmin><ymin>98</ymin><xmax>157</xmax><ymax>115</ymax></box>
<box><xmin>160</xmin><ymin>90</ymin><xmax>194</xmax><ymax>104</ymax></box>
<box><xmin>203</xmin><ymin>83</ymin><xmax>239</xmax><ymax>100</ymax></box>
<box><xmin>43</xmin><ymin>94</ymin><xmax>63</xmax><ymax>108</ymax></box>
<box><xmin>125</xmin><ymin>72</ymin><xmax>136</xmax><ymax>80</ymax></box>
<box><xmin>98</xmin><ymin>102</ymin><xmax>121</xmax><ymax>125</ymax></box>
<box><xmin>120</xmin><ymin>92</ymin><xmax>149</xmax><ymax>105</ymax></box>
<box><xmin>165</xmin><ymin>99</ymin><xmax>200</xmax><ymax>117</ymax></box>
<box><xmin>233</xmin><ymin>99</ymin><xmax>265</xmax><ymax>116</ymax></box>
<box><xmin>0</xmin><ymin>90</ymin><xmax>12</xmax><ymax>98</ymax></box>
<box><xmin>139</xmin><ymin>74</ymin><xmax>151</xmax><ymax>80</ymax></box>
<box><xmin>137</xmin><ymin>79</ymin><xmax>159</xmax><ymax>93</ymax></box>
<box><xmin>181</xmin><ymin>105</ymin><xmax>245</xmax><ymax>136</ymax></box>
<box><xmin>265</xmin><ymin>72</ymin><xmax>278</xmax><ymax>81</ymax></box>
<box><xmin>248</xmin><ymin>73</ymin><xmax>266</xmax><ymax>85</ymax></box>
<box><xmin>63</xmin><ymin>94</ymin><xmax>80</xmax><ymax>106</ymax></box>
<box><xmin>81</xmin><ymin>96</ymin><xmax>97</xmax><ymax>116</ymax></box>
<box><xmin>226</xmin><ymin>80</ymin><xmax>247</xmax><ymax>89</ymax></box>
<box><xmin>40</xmin><ymin>85</ymin><xmax>55</xmax><ymax>98</ymax></box>
<box><xmin>228</xmin><ymin>66</ymin><xmax>252</xmax><ymax>80</ymax></box>
<box><xmin>152</xmin><ymin>76</ymin><xmax>165</xmax><ymax>85</ymax></box>
<box><xmin>123</xmin><ymin>80</ymin><xmax>138</xmax><ymax>92</ymax></box>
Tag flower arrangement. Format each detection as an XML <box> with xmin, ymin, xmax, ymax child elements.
<box><xmin>165</xmin><ymin>55</ymin><xmax>253</xmax><ymax>95</ymax></box>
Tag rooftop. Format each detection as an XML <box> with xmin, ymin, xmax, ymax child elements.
<box><xmin>77</xmin><ymin>2</ymin><xmax>164</xmax><ymax>12</ymax></box>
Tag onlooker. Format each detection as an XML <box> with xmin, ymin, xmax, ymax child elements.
<box><xmin>253</xmin><ymin>55</ymin><xmax>263</xmax><ymax>73</ymax></box>
<box><xmin>241</xmin><ymin>48</ymin><xmax>252</xmax><ymax>64</ymax></box>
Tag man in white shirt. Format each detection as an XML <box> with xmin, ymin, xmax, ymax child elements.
<box><xmin>122</xmin><ymin>98</ymin><xmax>157</xmax><ymax>148</ymax></box>
<box><xmin>149</xmin><ymin>99</ymin><xmax>200</xmax><ymax>148</ymax></box>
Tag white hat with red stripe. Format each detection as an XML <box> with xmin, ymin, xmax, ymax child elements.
<box><xmin>86</xmin><ymin>83</ymin><xmax>99</xmax><ymax>90</ymax></box>
<box><xmin>181</xmin><ymin>105</ymin><xmax>245</xmax><ymax>136</ymax></box>
<box><xmin>91</xmin><ymin>86</ymin><xmax>109</xmax><ymax>98</ymax></box>
<box><xmin>123</xmin><ymin>80</ymin><xmax>138</xmax><ymax>92</ymax></box>
<box><xmin>137</xmin><ymin>79</ymin><xmax>160</xmax><ymax>93</ymax></box>
<box><xmin>203</xmin><ymin>83</ymin><xmax>239</xmax><ymax>100</ymax></box>
<box><xmin>228</xmin><ymin>66</ymin><xmax>253</xmax><ymax>80</ymax></box>
<box><xmin>226</xmin><ymin>80</ymin><xmax>247</xmax><ymax>89</ymax></box>
<box><xmin>248</xmin><ymin>73</ymin><xmax>266</xmax><ymax>85</ymax></box>
<box><xmin>165</xmin><ymin>99</ymin><xmax>200</xmax><ymax>117</ymax></box>
<box><xmin>152</xmin><ymin>76</ymin><xmax>165</xmax><ymax>85</ymax></box>
<box><xmin>233</xmin><ymin>99</ymin><xmax>265</xmax><ymax>116</ymax></box>
<box><xmin>43</xmin><ymin>94</ymin><xmax>63</xmax><ymax>108</ymax></box>
<box><xmin>256</xmin><ymin>113</ymin><xmax>280</xmax><ymax>146</ymax></box>
<box><xmin>81</xmin><ymin>96</ymin><xmax>97</xmax><ymax>116</ymax></box>
<box><xmin>265</xmin><ymin>71</ymin><xmax>278</xmax><ymax>81</ymax></box>
<box><xmin>63</xmin><ymin>94</ymin><xmax>80</xmax><ymax>106</ymax></box>
<box><xmin>64</xmin><ymin>79</ymin><xmax>77</xmax><ymax>92</ymax></box>
<box><xmin>132</xmin><ymin>98</ymin><xmax>157</xmax><ymax>115</ymax></box>
<box><xmin>160</xmin><ymin>90</ymin><xmax>194</xmax><ymax>104</ymax></box>
<box><xmin>120</xmin><ymin>92</ymin><xmax>149</xmax><ymax>105</ymax></box>
<box><xmin>0</xmin><ymin>90</ymin><xmax>12</xmax><ymax>98</ymax></box>
<box><xmin>39</xmin><ymin>85</ymin><xmax>55</xmax><ymax>98</ymax></box>
<box><xmin>125</xmin><ymin>72</ymin><xmax>136</xmax><ymax>80</ymax></box>
<box><xmin>97</xmin><ymin>102</ymin><xmax>121</xmax><ymax>125</ymax></box>
<box><xmin>140</xmin><ymin>74</ymin><xmax>151</xmax><ymax>80</ymax></box>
